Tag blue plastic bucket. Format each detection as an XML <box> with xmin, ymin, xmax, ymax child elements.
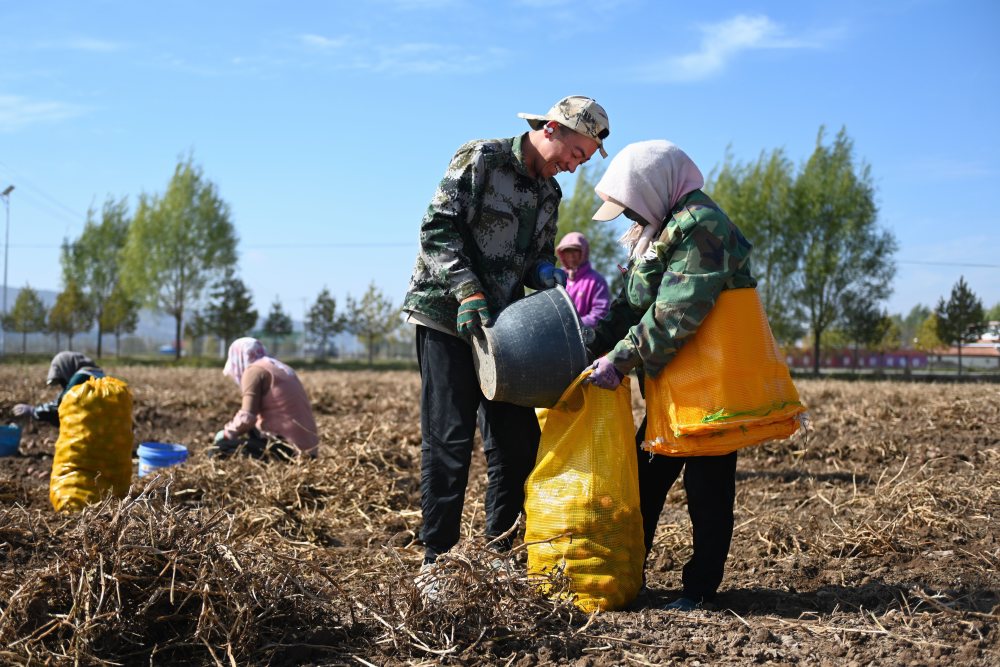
<box><xmin>0</xmin><ymin>424</ymin><xmax>21</xmax><ymax>456</ymax></box>
<box><xmin>137</xmin><ymin>442</ymin><xmax>188</xmax><ymax>477</ymax></box>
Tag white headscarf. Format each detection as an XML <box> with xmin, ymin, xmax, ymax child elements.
<box><xmin>223</xmin><ymin>337</ymin><xmax>268</xmax><ymax>386</ymax></box>
<box><xmin>46</xmin><ymin>351</ymin><xmax>99</xmax><ymax>387</ymax></box>
<box><xmin>594</xmin><ymin>140</ymin><xmax>705</xmax><ymax>260</ymax></box>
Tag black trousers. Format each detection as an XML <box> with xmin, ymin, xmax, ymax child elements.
<box><xmin>636</xmin><ymin>415</ymin><xmax>737</xmax><ymax>601</ymax></box>
<box><xmin>416</xmin><ymin>326</ymin><xmax>540</xmax><ymax>564</ymax></box>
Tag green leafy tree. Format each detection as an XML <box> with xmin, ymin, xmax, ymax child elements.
<box><xmin>61</xmin><ymin>195</ymin><xmax>130</xmax><ymax>358</ymax></box>
<box><xmin>555</xmin><ymin>164</ymin><xmax>622</xmax><ymax>282</ymax></box>
<box><xmin>986</xmin><ymin>302</ymin><xmax>1000</xmax><ymax>321</ymax></box>
<box><xmin>261</xmin><ymin>298</ymin><xmax>293</xmax><ymax>356</ymax></box>
<box><xmin>709</xmin><ymin>147</ymin><xmax>803</xmax><ymax>344</ymax></box>
<box><xmin>346</xmin><ymin>282</ymin><xmax>400</xmax><ymax>366</ymax></box>
<box><xmin>121</xmin><ymin>156</ymin><xmax>238</xmax><ymax>360</ymax></box>
<box><xmin>913</xmin><ymin>313</ymin><xmax>944</xmax><ymax>352</ymax></box>
<box><xmin>791</xmin><ymin>127</ymin><xmax>897</xmax><ymax>375</ymax></box>
<box><xmin>840</xmin><ymin>291</ymin><xmax>891</xmax><ymax>371</ymax></box>
<box><xmin>877</xmin><ymin>316</ymin><xmax>902</xmax><ymax>354</ymax></box>
<box><xmin>203</xmin><ymin>271</ymin><xmax>258</xmax><ymax>352</ymax></box>
<box><xmin>48</xmin><ymin>279</ymin><xmax>94</xmax><ymax>351</ymax></box>
<box><xmin>898</xmin><ymin>304</ymin><xmax>931</xmax><ymax>349</ymax></box>
<box><xmin>3</xmin><ymin>285</ymin><xmax>48</xmax><ymax>355</ymax></box>
<box><xmin>817</xmin><ymin>326</ymin><xmax>850</xmax><ymax>355</ymax></box>
<box><xmin>184</xmin><ymin>309</ymin><xmax>211</xmax><ymax>358</ymax></box>
<box><xmin>383</xmin><ymin>324</ymin><xmax>416</xmax><ymax>360</ymax></box>
<box><xmin>305</xmin><ymin>287</ymin><xmax>345</xmax><ymax>358</ymax></box>
<box><xmin>101</xmin><ymin>286</ymin><xmax>140</xmax><ymax>358</ymax></box>
<box><xmin>935</xmin><ymin>276</ymin><xmax>985</xmax><ymax>376</ymax></box>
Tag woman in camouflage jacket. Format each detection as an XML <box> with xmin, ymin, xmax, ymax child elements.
<box><xmin>586</xmin><ymin>140</ymin><xmax>756</xmax><ymax>611</ymax></box>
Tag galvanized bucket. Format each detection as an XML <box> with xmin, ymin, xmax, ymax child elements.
<box><xmin>472</xmin><ymin>286</ymin><xmax>589</xmax><ymax>408</ymax></box>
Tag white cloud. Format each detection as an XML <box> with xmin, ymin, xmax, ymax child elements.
<box><xmin>371</xmin><ymin>42</ymin><xmax>504</xmax><ymax>74</ymax></box>
<box><xmin>298</xmin><ymin>34</ymin><xmax>506</xmax><ymax>75</ymax></box>
<box><xmin>635</xmin><ymin>14</ymin><xmax>825</xmax><ymax>83</ymax></box>
<box><xmin>0</xmin><ymin>95</ymin><xmax>86</xmax><ymax>132</ymax></box>
<box><xmin>299</xmin><ymin>33</ymin><xmax>351</xmax><ymax>50</ymax></box>
<box><xmin>376</xmin><ymin>0</ymin><xmax>462</xmax><ymax>8</ymax></box>
<box><xmin>35</xmin><ymin>38</ymin><xmax>125</xmax><ymax>53</ymax></box>
<box><xmin>899</xmin><ymin>157</ymin><xmax>997</xmax><ymax>181</ymax></box>
<box><xmin>66</xmin><ymin>38</ymin><xmax>123</xmax><ymax>53</ymax></box>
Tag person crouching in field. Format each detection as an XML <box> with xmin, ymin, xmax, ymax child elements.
<box><xmin>11</xmin><ymin>351</ymin><xmax>105</xmax><ymax>426</ymax></box>
<box><xmin>210</xmin><ymin>337</ymin><xmax>319</xmax><ymax>461</ymax></box>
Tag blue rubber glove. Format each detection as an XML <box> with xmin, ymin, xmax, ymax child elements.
<box><xmin>536</xmin><ymin>262</ymin><xmax>567</xmax><ymax>289</ymax></box>
<box><xmin>585</xmin><ymin>356</ymin><xmax>624</xmax><ymax>390</ymax></box>
<box><xmin>456</xmin><ymin>292</ymin><xmax>493</xmax><ymax>339</ymax></box>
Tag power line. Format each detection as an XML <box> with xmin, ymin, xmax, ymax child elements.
<box><xmin>0</xmin><ymin>160</ymin><xmax>88</xmax><ymax>225</ymax></box>
<box><xmin>2</xmin><ymin>245</ymin><xmax>997</xmax><ymax>269</ymax></box>
<box><xmin>243</xmin><ymin>242</ymin><xmax>414</xmax><ymax>249</ymax></box>
<box><xmin>897</xmin><ymin>259</ymin><xmax>1000</xmax><ymax>269</ymax></box>
<box><xmin>3</xmin><ymin>241</ymin><xmax>417</xmax><ymax>249</ymax></box>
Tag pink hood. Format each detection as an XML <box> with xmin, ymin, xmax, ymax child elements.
<box><xmin>556</xmin><ymin>231</ymin><xmax>590</xmax><ymax>265</ymax></box>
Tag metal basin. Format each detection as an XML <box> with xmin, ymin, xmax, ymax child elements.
<box><xmin>472</xmin><ymin>286</ymin><xmax>589</xmax><ymax>408</ymax></box>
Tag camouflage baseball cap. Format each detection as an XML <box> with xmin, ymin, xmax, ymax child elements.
<box><xmin>518</xmin><ymin>95</ymin><xmax>610</xmax><ymax>158</ymax></box>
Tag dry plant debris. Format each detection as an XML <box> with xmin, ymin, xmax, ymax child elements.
<box><xmin>1</xmin><ymin>365</ymin><xmax>997</xmax><ymax>665</ymax></box>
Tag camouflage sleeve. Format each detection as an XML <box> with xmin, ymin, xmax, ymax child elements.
<box><xmin>606</xmin><ymin>216</ymin><xmax>752</xmax><ymax>377</ymax></box>
<box><xmin>418</xmin><ymin>143</ymin><xmax>486</xmax><ymax>302</ymax></box>
<box><xmin>524</xmin><ymin>182</ymin><xmax>561</xmax><ymax>290</ymax></box>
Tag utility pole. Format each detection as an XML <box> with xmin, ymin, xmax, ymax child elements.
<box><xmin>0</xmin><ymin>184</ymin><xmax>14</xmax><ymax>357</ymax></box>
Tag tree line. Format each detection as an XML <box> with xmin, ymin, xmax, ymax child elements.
<box><xmin>1</xmin><ymin>155</ymin><xmax>403</xmax><ymax>363</ymax></box>
<box><xmin>4</xmin><ymin>132</ymin><xmax>996</xmax><ymax>370</ymax></box>
<box><xmin>556</xmin><ymin>127</ymin><xmax>999</xmax><ymax>375</ymax></box>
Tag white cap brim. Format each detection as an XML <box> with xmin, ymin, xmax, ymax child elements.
<box><xmin>592</xmin><ymin>200</ymin><xmax>626</xmax><ymax>221</ymax></box>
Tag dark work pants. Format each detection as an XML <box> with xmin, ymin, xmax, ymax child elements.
<box><xmin>636</xmin><ymin>415</ymin><xmax>737</xmax><ymax>601</ymax></box>
<box><xmin>416</xmin><ymin>326</ymin><xmax>540</xmax><ymax>565</ymax></box>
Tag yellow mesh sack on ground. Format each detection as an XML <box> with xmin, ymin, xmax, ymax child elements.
<box><xmin>643</xmin><ymin>288</ymin><xmax>805</xmax><ymax>457</ymax></box>
<box><xmin>525</xmin><ymin>371</ymin><xmax>643</xmax><ymax>612</ymax></box>
<box><xmin>50</xmin><ymin>376</ymin><xmax>134</xmax><ymax>512</ymax></box>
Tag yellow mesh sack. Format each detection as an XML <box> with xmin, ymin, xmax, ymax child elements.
<box><xmin>525</xmin><ymin>371</ymin><xmax>644</xmax><ymax>612</ymax></box>
<box><xmin>50</xmin><ymin>376</ymin><xmax>134</xmax><ymax>512</ymax></box>
<box><xmin>643</xmin><ymin>288</ymin><xmax>805</xmax><ymax>457</ymax></box>
<box><xmin>535</xmin><ymin>407</ymin><xmax>549</xmax><ymax>433</ymax></box>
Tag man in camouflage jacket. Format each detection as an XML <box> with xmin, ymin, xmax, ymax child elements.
<box><xmin>588</xmin><ymin>140</ymin><xmax>755</xmax><ymax>611</ymax></box>
<box><xmin>403</xmin><ymin>96</ymin><xmax>610</xmax><ymax>574</ymax></box>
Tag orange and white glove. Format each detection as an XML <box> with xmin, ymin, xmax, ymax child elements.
<box><xmin>456</xmin><ymin>293</ymin><xmax>493</xmax><ymax>339</ymax></box>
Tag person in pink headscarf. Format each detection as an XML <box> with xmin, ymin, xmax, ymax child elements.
<box><xmin>586</xmin><ymin>140</ymin><xmax>757</xmax><ymax>612</ymax></box>
<box><xmin>555</xmin><ymin>231</ymin><xmax>611</xmax><ymax>328</ymax></box>
<box><xmin>211</xmin><ymin>337</ymin><xmax>320</xmax><ymax>460</ymax></box>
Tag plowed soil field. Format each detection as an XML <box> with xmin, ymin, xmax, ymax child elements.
<box><xmin>1</xmin><ymin>365</ymin><xmax>997</xmax><ymax>665</ymax></box>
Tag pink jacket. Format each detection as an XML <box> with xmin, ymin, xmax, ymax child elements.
<box><xmin>556</xmin><ymin>232</ymin><xmax>611</xmax><ymax>328</ymax></box>
<box><xmin>254</xmin><ymin>358</ymin><xmax>319</xmax><ymax>454</ymax></box>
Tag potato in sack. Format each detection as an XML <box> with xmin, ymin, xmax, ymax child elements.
<box><xmin>525</xmin><ymin>370</ymin><xmax>643</xmax><ymax>612</ymax></box>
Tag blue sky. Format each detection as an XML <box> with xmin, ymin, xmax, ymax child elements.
<box><xmin>1</xmin><ymin>0</ymin><xmax>998</xmax><ymax>327</ymax></box>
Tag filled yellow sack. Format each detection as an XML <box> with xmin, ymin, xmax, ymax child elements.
<box><xmin>643</xmin><ymin>288</ymin><xmax>805</xmax><ymax>457</ymax></box>
<box><xmin>50</xmin><ymin>376</ymin><xmax>134</xmax><ymax>512</ymax></box>
<box><xmin>525</xmin><ymin>371</ymin><xmax>643</xmax><ymax>612</ymax></box>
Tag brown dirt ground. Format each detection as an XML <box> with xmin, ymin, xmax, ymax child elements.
<box><xmin>0</xmin><ymin>364</ymin><xmax>997</xmax><ymax>666</ymax></box>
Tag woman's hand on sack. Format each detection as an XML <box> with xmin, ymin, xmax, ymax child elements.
<box><xmin>586</xmin><ymin>356</ymin><xmax>623</xmax><ymax>390</ymax></box>
<box><xmin>12</xmin><ymin>403</ymin><xmax>32</xmax><ymax>418</ymax></box>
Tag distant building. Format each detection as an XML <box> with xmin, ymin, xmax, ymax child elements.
<box><xmin>785</xmin><ymin>348</ymin><xmax>929</xmax><ymax>371</ymax></box>
<box><xmin>930</xmin><ymin>342</ymin><xmax>1000</xmax><ymax>370</ymax></box>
